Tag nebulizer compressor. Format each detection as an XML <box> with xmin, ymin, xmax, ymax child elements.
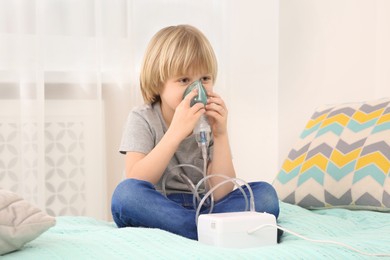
<box><xmin>165</xmin><ymin>80</ymin><xmax>277</xmax><ymax>248</ymax></box>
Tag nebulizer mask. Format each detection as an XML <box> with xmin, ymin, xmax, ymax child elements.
<box><xmin>182</xmin><ymin>79</ymin><xmax>211</xmax><ymax>148</ymax></box>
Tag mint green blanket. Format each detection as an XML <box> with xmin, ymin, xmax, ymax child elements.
<box><xmin>3</xmin><ymin>202</ymin><xmax>390</xmax><ymax>259</ymax></box>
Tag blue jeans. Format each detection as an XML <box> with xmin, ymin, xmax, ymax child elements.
<box><xmin>111</xmin><ymin>178</ymin><xmax>280</xmax><ymax>240</ymax></box>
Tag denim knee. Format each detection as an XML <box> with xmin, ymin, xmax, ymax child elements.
<box><xmin>112</xmin><ymin>178</ymin><xmax>151</xmax><ymax>205</ymax></box>
<box><xmin>111</xmin><ymin>178</ymin><xmax>154</xmax><ymax>227</ymax></box>
<box><xmin>250</xmin><ymin>181</ymin><xmax>280</xmax><ymax>218</ymax></box>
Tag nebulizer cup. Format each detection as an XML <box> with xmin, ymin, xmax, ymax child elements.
<box><xmin>183</xmin><ymin>80</ymin><xmax>211</xmax><ymax>148</ymax></box>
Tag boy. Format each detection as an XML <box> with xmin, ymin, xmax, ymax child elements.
<box><xmin>111</xmin><ymin>24</ymin><xmax>280</xmax><ymax>240</ymax></box>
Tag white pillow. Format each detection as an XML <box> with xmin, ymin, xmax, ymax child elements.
<box><xmin>0</xmin><ymin>188</ymin><xmax>56</xmax><ymax>255</ymax></box>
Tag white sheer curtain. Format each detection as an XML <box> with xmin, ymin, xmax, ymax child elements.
<box><xmin>0</xmin><ymin>0</ymin><xmax>227</xmax><ymax>220</ymax></box>
<box><xmin>0</xmin><ymin>0</ymin><xmax>136</xmax><ymax>219</ymax></box>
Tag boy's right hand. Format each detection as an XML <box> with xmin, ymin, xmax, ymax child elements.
<box><xmin>168</xmin><ymin>89</ymin><xmax>205</xmax><ymax>141</ymax></box>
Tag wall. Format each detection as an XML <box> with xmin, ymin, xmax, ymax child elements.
<box><xmin>227</xmin><ymin>0</ymin><xmax>279</xmax><ymax>183</ymax></box>
<box><xmin>279</xmin><ymin>0</ymin><xmax>390</xmax><ymax>167</ymax></box>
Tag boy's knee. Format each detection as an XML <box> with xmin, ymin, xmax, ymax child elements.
<box><xmin>250</xmin><ymin>181</ymin><xmax>280</xmax><ymax>218</ymax></box>
<box><xmin>111</xmin><ymin>179</ymin><xmax>155</xmax><ymax>226</ymax></box>
<box><xmin>112</xmin><ymin>179</ymin><xmax>152</xmax><ymax>208</ymax></box>
<box><xmin>115</xmin><ymin>178</ymin><xmax>145</xmax><ymax>192</ymax></box>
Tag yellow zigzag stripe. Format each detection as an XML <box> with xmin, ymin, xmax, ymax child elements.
<box><xmin>281</xmin><ymin>154</ymin><xmax>306</xmax><ymax>172</ymax></box>
<box><xmin>305</xmin><ymin>113</ymin><xmax>328</xmax><ymax>129</ymax></box>
<box><xmin>301</xmin><ymin>154</ymin><xmax>328</xmax><ymax>173</ymax></box>
<box><xmin>330</xmin><ymin>149</ymin><xmax>362</xmax><ymax>167</ymax></box>
<box><xmin>352</xmin><ymin>109</ymin><xmax>384</xmax><ymax>123</ymax></box>
<box><xmin>356</xmin><ymin>152</ymin><xmax>390</xmax><ymax>173</ymax></box>
<box><xmin>378</xmin><ymin>113</ymin><xmax>390</xmax><ymax>124</ymax></box>
<box><xmin>321</xmin><ymin>114</ymin><xmax>350</xmax><ymax>128</ymax></box>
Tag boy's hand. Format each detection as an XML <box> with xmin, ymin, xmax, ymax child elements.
<box><xmin>169</xmin><ymin>89</ymin><xmax>205</xmax><ymax>141</ymax></box>
<box><xmin>205</xmin><ymin>92</ymin><xmax>228</xmax><ymax>138</ymax></box>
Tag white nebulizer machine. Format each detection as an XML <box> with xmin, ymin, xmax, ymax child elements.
<box><xmin>164</xmin><ymin>80</ymin><xmax>277</xmax><ymax>248</ymax></box>
<box><xmin>198</xmin><ymin>211</ymin><xmax>277</xmax><ymax>248</ymax></box>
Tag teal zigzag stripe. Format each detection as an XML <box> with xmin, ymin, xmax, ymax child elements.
<box><xmin>326</xmin><ymin>161</ymin><xmax>356</xmax><ymax>181</ymax></box>
<box><xmin>347</xmin><ymin>118</ymin><xmax>377</xmax><ymax>132</ymax></box>
<box><xmin>298</xmin><ymin>167</ymin><xmax>324</xmax><ymax>186</ymax></box>
<box><xmin>316</xmin><ymin>123</ymin><xmax>344</xmax><ymax>137</ymax></box>
<box><xmin>372</xmin><ymin>122</ymin><xmax>390</xmax><ymax>133</ymax></box>
<box><xmin>300</xmin><ymin>123</ymin><xmax>320</xmax><ymax>138</ymax></box>
<box><xmin>276</xmin><ymin>167</ymin><xmax>300</xmax><ymax>184</ymax></box>
<box><xmin>353</xmin><ymin>164</ymin><xmax>386</xmax><ymax>185</ymax></box>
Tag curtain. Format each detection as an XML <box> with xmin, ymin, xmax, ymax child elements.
<box><xmin>0</xmin><ymin>0</ymin><xmax>136</xmax><ymax>219</ymax></box>
<box><xmin>0</xmin><ymin>0</ymin><xmax>226</xmax><ymax>220</ymax></box>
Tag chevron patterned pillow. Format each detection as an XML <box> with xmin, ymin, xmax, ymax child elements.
<box><xmin>273</xmin><ymin>98</ymin><xmax>390</xmax><ymax>211</ymax></box>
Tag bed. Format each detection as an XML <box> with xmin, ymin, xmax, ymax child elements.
<box><xmin>2</xmin><ymin>98</ymin><xmax>390</xmax><ymax>258</ymax></box>
<box><xmin>2</xmin><ymin>201</ymin><xmax>390</xmax><ymax>259</ymax></box>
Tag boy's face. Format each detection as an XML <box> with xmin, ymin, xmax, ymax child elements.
<box><xmin>160</xmin><ymin>72</ymin><xmax>213</xmax><ymax>112</ymax></box>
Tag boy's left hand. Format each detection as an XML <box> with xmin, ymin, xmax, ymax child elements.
<box><xmin>205</xmin><ymin>92</ymin><xmax>228</xmax><ymax>138</ymax></box>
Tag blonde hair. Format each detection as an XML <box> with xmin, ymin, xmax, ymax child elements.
<box><xmin>140</xmin><ymin>25</ymin><xmax>218</xmax><ymax>104</ymax></box>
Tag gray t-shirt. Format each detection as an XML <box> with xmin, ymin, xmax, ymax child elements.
<box><xmin>119</xmin><ymin>102</ymin><xmax>213</xmax><ymax>194</ymax></box>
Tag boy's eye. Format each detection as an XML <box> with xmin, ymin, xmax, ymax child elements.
<box><xmin>201</xmin><ymin>76</ymin><xmax>212</xmax><ymax>83</ymax></box>
<box><xmin>179</xmin><ymin>78</ymin><xmax>190</xmax><ymax>85</ymax></box>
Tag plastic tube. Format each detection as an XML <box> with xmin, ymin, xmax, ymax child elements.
<box><xmin>193</xmin><ymin>174</ymin><xmax>248</xmax><ymax>214</ymax></box>
<box><xmin>163</xmin><ymin>165</ymin><xmax>252</xmax><ymax>219</ymax></box>
<box><xmin>194</xmin><ymin>176</ymin><xmax>255</xmax><ymax>225</ymax></box>
<box><xmin>162</xmin><ymin>164</ymin><xmax>204</xmax><ymax>201</ymax></box>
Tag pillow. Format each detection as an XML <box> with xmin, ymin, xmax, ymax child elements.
<box><xmin>0</xmin><ymin>188</ymin><xmax>56</xmax><ymax>255</ymax></box>
<box><xmin>273</xmin><ymin>98</ymin><xmax>390</xmax><ymax>211</ymax></box>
